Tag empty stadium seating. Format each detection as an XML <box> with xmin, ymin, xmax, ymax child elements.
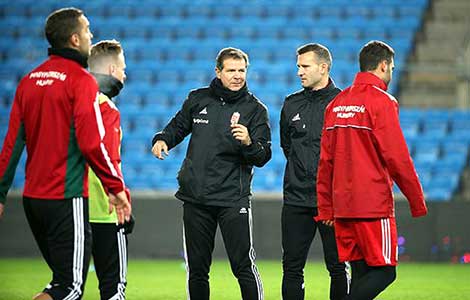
<box><xmin>1</xmin><ymin>0</ymin><xmax>468</xmax><ymax>201</ymax></box>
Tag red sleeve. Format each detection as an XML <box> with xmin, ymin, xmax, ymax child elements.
<box><xmin>72</xmin><ymin>75</ymin><xmax>125</xmax><ymax>195</ymax></box>
<box><xmin>316</xmin><ymin>107</ymin><xmax>334</xmax><ymax>220</ymax></box>
<box><xmin>0</xmin><ymin>92</ymin><xmax>26</xmax><ymax>204</ymax></box>
<box><xmin>100</xmin><ymin>101</ymin><xmax>121</xmax><ymax>165</ymax></box>
<box><xmin>372</xmin><ymin>97</ymin><xmax>427</xmax><ymax>217</ymax></box>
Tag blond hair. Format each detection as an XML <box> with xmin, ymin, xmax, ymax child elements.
<box><xmin>88</xmin><ymin>39</ymin><xmax>123</xmax><ymax>68</ymax></box>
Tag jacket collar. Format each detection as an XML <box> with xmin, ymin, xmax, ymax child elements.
<box><xmin>303</xmin><ymin>78</ymin><xmax>337</xmax><ymax>99</ymax></box>
<box><xmin>209</xmin><ymin>78</ymin><xmax>249</xmax><ymax>104</ymax></box>
<box><xmin>353</xmin><ymin>72</ymin><xmax>388</xmax><ymax>91</ymax></box>
<box><xmin>48</xmin><ymin>47</ymin><xmax>88</xmax><ymax>68</ymax></box>
<box><xmin>91</xmin><ymin>73</ymin><xmax>123</xmax><ymax>99</ymax></box>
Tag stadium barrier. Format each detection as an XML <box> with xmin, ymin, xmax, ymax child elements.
<box><xmin>1</xmin><ymin>192</ymin><xmax>469</xmax><ymax>262</ymax></box>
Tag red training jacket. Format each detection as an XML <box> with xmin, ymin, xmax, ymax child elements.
<box><xmin>0</xmin><ymin>54</ymin><xmax>125</xmax><ymax>202</ymax></box>
<box><xmin>316</xmin><ymin>72</ymin><xmax>427</xmax><ymax>219</ymax></box>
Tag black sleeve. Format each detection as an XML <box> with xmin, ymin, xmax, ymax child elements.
<box><xmin>240</xmin><ymin>105</ymin><xmax>272</xmax><ymax>167</ymax></box>
<box><xmin>279</xmin><ymin>101</ymin><xmax>290</xmax><ymax>159</ymax></box>
<box><xmin>151</xmin><ymin>93</ymin><xmax>193</xmax><ymax>149</ymax></box>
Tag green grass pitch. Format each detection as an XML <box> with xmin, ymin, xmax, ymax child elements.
<box><xmin>0</xmin><ymin>259</ymin><xmax>469</xmax><ymax>299</ymax></box>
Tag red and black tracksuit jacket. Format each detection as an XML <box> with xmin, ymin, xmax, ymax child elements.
<box><xmin>0</xmin><ymin>49</ymin><xmax>126</xmax><ymax>203</ymax></box>
<box><xmin>317</xmin><ymin>72</ymin><xmax>427</xmax><ymax>220</ymax></box>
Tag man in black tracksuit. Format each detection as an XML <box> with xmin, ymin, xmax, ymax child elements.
<box><xmin>151</xmin><ymin>47</ymin><xmax>271</xmax><ymax>300</ymax></box>
<box><xmin>280</xmin><ymin>44</ymin><xmax>349</xmax><ymax>300</ymax></box>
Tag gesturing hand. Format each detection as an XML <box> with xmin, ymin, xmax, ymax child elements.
<box><xmin>151</xmin><ymin>140</ymin><xmax>169</xmax><ymax>160</ymax></box>
<box><xmin>231</xmin><ymin>124</ymin><xmax>252</xmax><ymax>146</ymax></box>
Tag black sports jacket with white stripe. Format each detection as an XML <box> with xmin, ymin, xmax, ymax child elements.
<box><xmin>152</xmin><ymin>79</ymin><xmax>271</xmax><ymax>207</ymax></box>
<box><xmin>280</xmin><ymin>79</ymin><xmax>340</xmax><ymax>208</ymax></box>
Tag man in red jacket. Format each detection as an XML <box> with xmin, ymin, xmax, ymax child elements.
<box><xmin>316</xmin><ymin>40</ymin><xmax>427</xmax><ymax>300</ymax></box>
<box><xmin>0</xmin><ymin>8</ymin><xmax>131</xmax><ymax>300</ymax></box>
<box><xmin>88</xmin><ymin>39</ymin><xmax>133</xmax><ymax>300</ymax></box>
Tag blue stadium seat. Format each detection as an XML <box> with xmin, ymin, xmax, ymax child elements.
<box><xmin>138</xmin><ymin>43</ymin><xmax>167</xmax><ymax>62</ymax></box>
<box><xmin>186</xmin><ymin>5</ymin><xmax>212</xmax><ymax>19</ymax></box>
<box><xmin>132</xmin><ymin>3</ymin><xmax>159</xmax><ymax>18</ymax></box>
<box><xmin>421</xmin><ymin>120</ymin><xmax>448</xmax><ymax>139</ymax></box>
<box><xmin>183</xmin><ymin>69</ymin><xmax>212</xmax><ymax>85</ymax></box>
<box><xmin>426</xmin><ymin>188</ymin><xmax>452</xmax><ymax>202</ymax></box>
<box><xmin>93</xmin><ymin>18</ymin><xmax>125</xmax><ymax>39</ymax></box>
<box><xmin>127</xmin><ymin>66</ymin><xmax>155</xmax><ymax>84</ymax></box>
<box><xmin>450</xmin><ymin>118</ymin><xmax>470</xmax><ymax>134</ymax></box>
<box><xmin>145</xmin><ymin>90</ymin><xmax>171</xmax><ymax>106</ymax></box>
<box><xmin>2</xmin><ymin>3</ymin><xmax>28</xmax><ymax>17</ymax></box>
<box><xmin>157</xmin><ymin>4</ymin><xmax>186</xmax><ymax>19</ymax></box>
<box><xmin>279</xmin><ymin>26</ymin><xmax>307</xmax><ymax>40</ymax></box>
<box><xmin>401</xmin><ymin>119</ymin><xmax>420</xmax><ymax>140</ymax></box>
<box><xmin>0</xmin><ymin>18</ymin><xmax>20</xmax><ymax>39</ymax></box>
<box><xmin>291</xmin><ymin>4</ymin><xmax>316</xmax><ymax>19</ymax></box>
<box><xmin>439</xmin><ymin>153</ymin><xmax>467</xmax><ymax>173</ymax></box>
<box><xmin>149</xmin><ymin>25</ymin><xmax>176</xmax><ymax>40</ymax></box>
<box><xmin>80</xmin><ymin>3</ymin><xmax>106</xmax><ymax>18</ymax></box>
<box><xmin>317</xmin><ymin>5</ymin><xmax>344</xmax><ymax>18</ymax></box>
<box><xmin>414</xmin><ymin>142</ymin><xmax>440</xmax><ymax>164</ymax></box>
<box><xmin>211</xmin><ymin>4</ymin><xmax>238</xmax><ymax>19</ymax></box>
<box><xmin>265</xmin><ymin>4</ymin><xmax>291</xmax><ymax>18</ymax></box>
<box><xmin>336</xmin><ymin>27</ymin><xmax>362</xmax><ymax>40</ymax></box>
<box><xmin>345</xmin><ymin>5</ymin><xmax>373</xmax><ymax>19</ymax></box>
<box><xmin>238</xmin><ymin>4</ymin><xmax>265</xmax><ymax>18</ymax></box>
<box><xmin>398</xmin><ymin>4</ymin><xmax>425</xmax><ymax>19</ymax></box>
<box><xmin>104</xmin><ymin>3</ymin><xmax>135</xmax><ymax>18</ymax></box>
<box><xmin>248</xmin><ymin>45</ymin><xmax>273</xmax><ymax>62</ymax></box>
<box><xmin>370</xmin><ymin>5</ymin><xmax>397</xmax><ymax>19</ymax></box>
<box><xmin>441</xmin><ymin>141</ymin><xmax>469</xmax><ymax>158</ymax></box>
<box><xmin>122</xmin><ymin>21</ymin><xmax>153</xmax><ymax>39</ymax></box>
<box><xmin>256</xmin><ymin>91</ymin><xmax>282</xmax><ymax>107</ymax></box>
<box><xmin>362</xmin><ymin>27</ymin><xmax>388</xmax><ymax>40</ymax></box>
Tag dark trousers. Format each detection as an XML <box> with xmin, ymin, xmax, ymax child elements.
<box><xmin>183</xmin><ymin>201</ymin><xmax>263</xmax><ymax>300</ymax></box>
<box><xmin>23</xmin><ymin>197</ymin><xmax>91</xmax><ymax>300</ymax></box>
<box><xmin>343</xmin><ymin>260</ymin><xmax>396</xmax><ymax>300</ymax></box>
<box><xmin>281</xmin><ymin>204</ymin><xmax>348</xmax><ymax>300</ymax></box>
<box><xmin>91</xmin><ymin>223</ymin><xmax>128</xmax><ymax>300</ymax></box>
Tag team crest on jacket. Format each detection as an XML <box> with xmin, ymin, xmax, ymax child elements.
<box><xmin>231</xmin><ymin>112</ymin><xmax>240</xmax><ymax>125</ymax></box>
<box><xmin>292</xmin><ymin>113</ymin><xmax>301</xmax><ymax>121</ymax></box>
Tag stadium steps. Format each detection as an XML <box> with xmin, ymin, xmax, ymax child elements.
<box><xmin>400</xmin><ymin>86</ymin><xmax>456</xmax><ymax>108</ymax></box>
<box><xmin>398</xmin><ymin>0</ymin><xmax>470</xmax><ymax>108</ymax></box>
<box><xmin>432</xmin><ymin>0</ymin><xmax>470</xmax><ymax>21</ymax></box>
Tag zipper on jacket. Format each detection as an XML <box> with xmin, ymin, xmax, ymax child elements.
<box><xmin>201</xmin><ymin>99</ymin><xmax>224</xmax><ymax>197</ymax></box>
<box><xmin>308</xmin><ymin>101</ymin><xmax>316</xmax><ymax>177</ymax></box>
<box><xmin>239</xmin><ymin>165</ymin><xmax>243</xmax><ymax>196</ymax></box>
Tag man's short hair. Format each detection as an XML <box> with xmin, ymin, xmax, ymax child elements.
<box><xmin>297</xmin><ymin>43</ymin><xmax>332</xmax><ymax>71</ymax></box>
<box><xmin>359</xmin><ymin>40</ymin><xmax>395</xmax><ymax>72</ymax></box>
<box><xmin>45</xmin><ymin>7</ymin><xmax>84</xmax><ymax>49</ymax></box>
<box><xmin>216</xmin><ymin>47</ymin><xmax>249</xmax><ymax>70</ymax></box>
<box><xmin>88</xmin><ymin>39</ymin><xmax>123</xmax><ymax>67</ymax></box>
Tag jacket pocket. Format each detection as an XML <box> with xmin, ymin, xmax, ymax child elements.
<box><xmin>177</xmin><ymin>158</ymin><xmax>198</xmax><ymax>198</ymax></box>
<box><xmin>290</xmin><ymin>121</ymin><xmax>308</xmax><ymax>139</ymax></box>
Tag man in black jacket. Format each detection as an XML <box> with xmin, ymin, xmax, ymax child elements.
<box><xmin>280</xmin><ymin>43</ymin><xmax>349</xmax><ymax>300</ymax></box>
<box><xmin>152</xmin><ymin>47</ymin><xmax>271</xmax><ymax>300</ymax></box>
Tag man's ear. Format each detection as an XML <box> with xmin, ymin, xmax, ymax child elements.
<box><xmin>379</xmin><ymin>60</ymin><xmax>388</xmax><ymax>73</ymax></box>
<box><xmin>320</xmin><ymin>62</ymin><xmax>328</xmax><ymax>75</ymax></box>
<box><xmin>69</xmin><ymin>33</ymin><xmax>79</xmax><ymax>48</ymax></box>
<box><xmin>108</xmin><ymin>63</ymin><xmax>115</xmax><ymax>76</ymax></box>
<box><xmin>215</xmin><ymin>67</ymin><xmax>221</xmax><ymax>79</ymax></box>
